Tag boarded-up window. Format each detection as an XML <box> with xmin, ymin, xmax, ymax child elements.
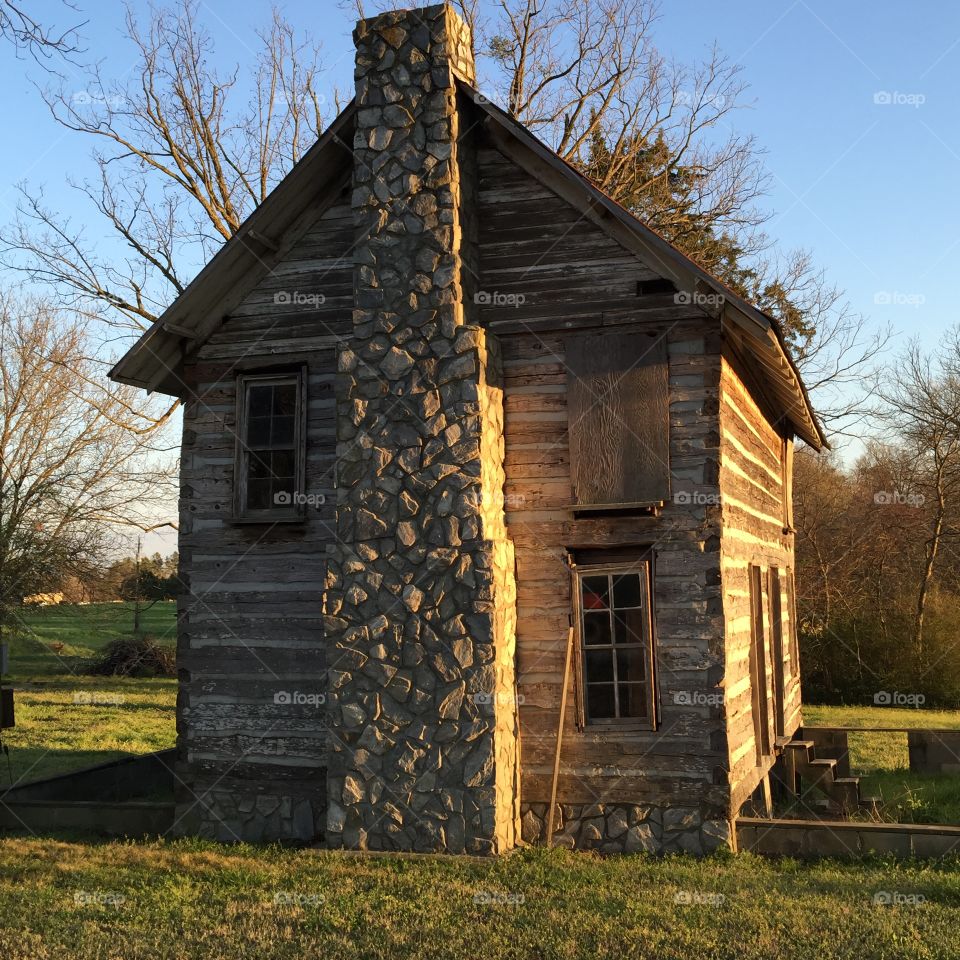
<box><xmin>566</xmin><ymin>332</ymin><xmax>669</xmax><ymax>508</ymax></box>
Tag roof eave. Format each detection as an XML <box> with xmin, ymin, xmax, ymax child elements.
<box><xmin>461</xmin><ymin>80</ymin><xmax>826</xmax><ymax>450</ymax></box>
<box><xmin>109</xmin><ymin>101</ymin><xmax>357</xmax><ymax>394</ymax></box>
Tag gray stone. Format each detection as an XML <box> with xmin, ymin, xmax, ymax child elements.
<box><xmin>625</xmin><ymin>823</ymin><xmax>658</xmax><ymax>854</ymax></box>
<box><xmin>663</xmin><ymin>807</ymin><xmax>701</xmax><ymax>832</ymax></box>
<box><xmin>607</xmin><ymin>808</ymin><xmax>629</xmax><ymax>839</ymax></box>
<box><xmin>381</xmin><ymin>346</ymin><xmax>414</xmax><ymax>378</ymax></box>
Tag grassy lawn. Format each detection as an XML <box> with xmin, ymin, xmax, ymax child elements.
<box><xmin>0</xmin><ymin>840</ymin><xmax>959</xmax><ymax>960</ymax></box>
<box><xmin>0</xmin><ymin>603</ymin><xmax>176</xmax><ymax>789</ymax></box>
<box><xmin>0</xmin><ymin>631</ymin><xmax>959</xmax><ymax>957</ymax></box>
<box><xmin>805</xmin><ymin>705</ymin><xmax>960</xmax><ymax>825</ymax></box>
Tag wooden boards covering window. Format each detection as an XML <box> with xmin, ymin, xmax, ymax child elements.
<box><xmin>565</xmin><ymin>331</ymin><xmax>670</xmax><ymax>508</ymax></box>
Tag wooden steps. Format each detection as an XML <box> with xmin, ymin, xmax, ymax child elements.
<box><xmin>782</xmin><ymin>740</ymin><xmax>881</xmax><ymax>816</ymax></box>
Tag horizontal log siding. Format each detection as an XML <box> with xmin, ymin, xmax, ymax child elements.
<box><xmin>478</xmin><ymin>142</ymin><xmax>729</xmax><ymax>815</ymax></box>
<box><xmin>719</xmin><ymin>352</ymin><xmax>800</xmax><ymax>813</ymax></box>
<box><xmin>177</xmin><ymin>188</ymin><xmax>353</xmax><ymax>805</ymax></box>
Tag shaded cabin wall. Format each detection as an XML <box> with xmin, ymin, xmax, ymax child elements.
<box><xmin>175</xmin><ymin>185</ymin><xmax>353</xmax><ymax>841</ymax></box>
<box><xmin>475</xmin><ymin>140</ymin><xmax>733</xmax><ymax>853</ymax></box>
<box><xmin>718</xmin><ymin>351</ymin><xmax>800</xmax><ymax>814</ymax></box>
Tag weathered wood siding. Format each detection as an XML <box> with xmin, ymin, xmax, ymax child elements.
<box><xmin>176</xmin><ymin>185</ymin><xmax>352</xmax><ymax>832</ymax></box>
<box><xmin>476</xmin><ymin>141</ymin><xmax>730</xmax><ymax>816</ymax></box>
<box><xmin>719</xmin><ymin>351</ymin><xmax>800</xmax><ymax>812</ymax></box>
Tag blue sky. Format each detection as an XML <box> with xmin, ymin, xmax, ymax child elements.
<box><xmin>0</xmin><ymin>0</ymin><xmax>957</xmax><ymax>549</ymax></box>
<box><xmin>1</xmin><ymin>0</ymin><xmax>954</xmax><ymax>350</ymax></box>
<box><xmin>2</xmin><ymin>0</ymin><xmax>955</xmax><ymax>350</ymax></box>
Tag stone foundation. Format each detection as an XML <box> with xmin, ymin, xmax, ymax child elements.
<box><xmin>520</xmin><ymin>803</ymin><xmax>733</xmax><ymax>855</ymax></box>
<box><xmin>173</xmin><ymin>787</ymin><xmax>325</xmax><ymax>844</ymax></box>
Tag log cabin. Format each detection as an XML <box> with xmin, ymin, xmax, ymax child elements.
<box><xmin>111</xmin><ymin>2</ymin><xmax>830</xmax><ymax>854</ymax></box>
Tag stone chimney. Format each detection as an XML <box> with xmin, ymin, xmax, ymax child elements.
<box><xmin>323</xmin><ymin>4</ymin><xmax>520</xmax><ymax>854</ymax></box>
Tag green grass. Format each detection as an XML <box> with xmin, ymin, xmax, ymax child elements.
<box><xmin>0</xmin><ymin>840</ymin><xmax>959</xmax><ymax>960</ymax></box>
<box><xmin>805</xmin><ymin>705</ymin><xmax>960</xmax><ymax>733</ymax></box>
<box><xmin>4</xmin><ymin>606</ymin><xmax>960</xmax><ymax>824</ymax></box>
<box><xmin>804</xmin><ymin>705</ymin><xmax>960</xmax><ymax>825</ymax></box>
<box><xmin>11</xmin><ymin>602</ymin><xmax>176</xmax><ymax>680</ymax></box>
<box><xmin>0</xmin><ymin>603</ymin><xmax>176</xmax><ymax>788</ymax></box>
<box><xmin>0</xmin><ymin>626</ymin><xmax>959</xmax><ymax>956</ymax></box>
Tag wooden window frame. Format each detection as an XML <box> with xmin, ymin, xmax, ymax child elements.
<box><xmin>768</xmin><ymin>566</ymin><xmax>786</xmax><ymax>740</ymax></box>
<box><xmin>571</xmin><ymin>559</ymin><xmax>659</xmax><ymax>730</ymax></box>
<box><xmin>748</xmin><ymin>563</ymin><xmax>772</xmax><ymax>763</ymax></box>
<box><xmin>786</xmin><ymin>568</ymin><xmax>800</xmax><ymax>676</ymax></box>
<box><xmin>233</xmin><ymin>368</ymin><xmax>307</xmax><ymax>523</ymax></box>
<box><xmin>781</xmin><ymin>436</ymin><xmax>794</xmax><ymax>532</ymax></box>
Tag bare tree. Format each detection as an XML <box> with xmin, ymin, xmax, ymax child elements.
<box><xmin>751</xmin><ymin>249</ymin><xmax>890</xmax><ymax>438</ymax></box>
<box><xmin>0</xmin><ymin>293</ymin><xmax>175</xmax><ymax>631</ymax></box>
<box><xmin>2</xmin><ymin>1</ymin><xmax>330</xmax><ymax>336</ymax></box>
<box><xmin>2</xmin><ymin>0</ymin><xmax>879</xmax><ymax>440</ymax></box>
<box><xmin>876</xmin><ymin>333</ymin><xmax>960</xmax><ymax>669</ymax></box>
<box><xmin>0</xmin><ymin>0</ymin><xmax>83</xmax><ymax>61</ymax></box>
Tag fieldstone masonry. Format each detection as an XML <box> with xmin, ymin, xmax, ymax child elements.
<box><xmin>520</xmin><ymin>804</ymin><xmax>732</xmax><ymax>856</ymax></box>
<box><xmin>323</xmin><ymin>4</ymin><xmax>521</xmax><ymax>853</ymax></box>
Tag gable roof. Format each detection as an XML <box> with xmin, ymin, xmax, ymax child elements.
<box><xmin>109</xmin><ymin>103</ymin><xmax>357</xmax><ymax>396</ymax></box>
<box><xmin>110</xmin><ymin>85</ymin><xmax>826</xmax><ymax>449</ymax></box>
<box><xmin>463</xmin><ymin>81</ymin><xmax>825</xmax><ymax>450</ymax></box>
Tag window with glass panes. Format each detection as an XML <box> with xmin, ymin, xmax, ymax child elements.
<box><xmin>577</xmin><ymin>563</ymin><xmax>656</xmax><ymax>725</ymax></box>
<box><xmin>235</xmin><ymin>372</ymin><xmax>303</xmax><ymax>518</ymax></box>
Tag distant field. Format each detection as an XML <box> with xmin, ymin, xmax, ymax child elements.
<box><xmin>3</xmin><ymin>608</ymin><xmax>960</xmax><ymax>825</ymax></box>
<box><xmin>0</xmin><ymin>603</ymin><xmax>176</xmax><ymax>789</ymax></box>
<box><xmin>11</xmin><ymin>602</ymin><xmax>176</xmax><ymax>681</ymax></box>
<box><xmin>805</xmin><ymin>705</ymin><xmax>960</xmax><ymax>825</ymax></box>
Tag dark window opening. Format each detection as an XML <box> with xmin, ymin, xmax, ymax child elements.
<box><xmin>636</xmin><ymin>278</ymin><xmax>677</xmax><ymax>297</ymax></box>
<box><xmin>235</xmin><ymin>371</ymin><xmax>305</xmax><ymax>520</ymax></box>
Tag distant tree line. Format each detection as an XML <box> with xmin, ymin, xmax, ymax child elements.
<box><xmin>796</xmin><ymin>331</ymin><xmax>960</xmax><ymax>709</ymax></box>
<box><xmin>104</xmin><ymin>552</ymin><xmax>180</xmax><ymax>603</ymax></box>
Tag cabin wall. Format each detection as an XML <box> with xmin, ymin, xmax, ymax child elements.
<box><xmin>171</xmin><ymin>122</ymin><xmax>799</xmax><ymax>852</ymax></box>
<box><xmin>476</xmin><ymin>141</ymin><xmax>733</xmax><ymax>854</ymax></box>
<box><xmin>718</xmin><ymin>351</ymin><xmax>801</xmax><ymax>814</ymax></box>
<box><xmin>174</xmin><ymin>186</ymin><xmax>353</xmax><ymax>842</ymax></box>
